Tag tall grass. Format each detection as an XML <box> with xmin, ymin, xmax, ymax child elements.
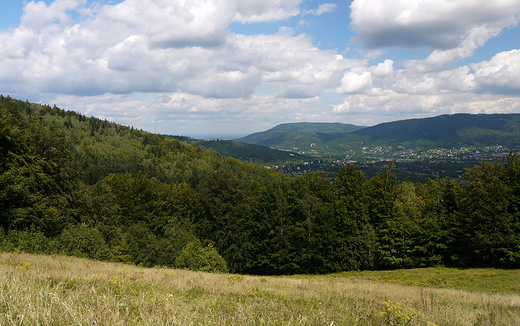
<box><xmin>337</xmin><ymin>268</ymin><xmax>520</xmax><ymax>295</ymax></box>
<box><xmin>1</xmin><ymin>252</ymin><xmax>519</xmax><ymax>325</ymax></box>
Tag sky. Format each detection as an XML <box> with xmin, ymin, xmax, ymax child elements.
<box><xmin>1</xmin><ymin>0</ymin><xmax>520</xmax><ymax>137</ymax></box>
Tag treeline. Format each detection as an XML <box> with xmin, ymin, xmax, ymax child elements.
<box><xmin>1</xmin><ymin>96</ymin><xmax>519</xmax><ymax>274</ymax></box>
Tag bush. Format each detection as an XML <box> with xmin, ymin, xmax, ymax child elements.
<box><xmin>123</xmin><ymin>223</ymin><xmax>159</xmax><ymax>267</ymax></box>
<box><xmin>175</xmin><ymin>240</ymin><xmax>228</xmax><ymax>273</ymax></box>
<box><xmin>0</xmin><ymin>229</ymin><xmax>58</xmax><ymax>254</ymax></box>
<box><xmin>59</xmin><ymin>224</ymin><xmax>112</xmax><ymax>260</ymax></box>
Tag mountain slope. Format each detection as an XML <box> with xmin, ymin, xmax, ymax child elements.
<box><xmin>194</xmin><ymin>139</ymin><xmax>305</xmax><ymax>163</ymax></box>
<box><xmin>352</xmin><ymin>113</ymin><xmax>520</xmax><ymax>146</ymax></box>
<box><xmin>237</xmin><ymin>114</ymin><xmax>520</xmax><ymax>156</ymax></box>
<box><xmin>238</xmin><ymin>122</ymin><xmax>364</xmax><ymax>144</ymax></box>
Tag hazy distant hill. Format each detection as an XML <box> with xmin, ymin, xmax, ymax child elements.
<box><xmin>236</xmin><ymin>114</ymin><xmax>520</xmax><ymax>156</ymax></box>
<box><xmin>194</xmin><ymin>139</ymin><xmax>305</xmax><ymax>163</ymax></box>
<box><xmin>167</xmin><ymin>135</ymin><xmax>306</xmax><ymax>163</ymax></box>
<box><xmin>236</xmin><ymin>122</ymin><xmax>365</xmax><ymax>150</ymax></box>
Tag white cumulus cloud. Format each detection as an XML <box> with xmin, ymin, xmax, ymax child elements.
<box><xmin>472</xmin><ymin>49</ymin><xmax>520</xmax><ymax>94</ymax></box>
<box><xmin>336</xmin><ymin>71</ymin><xmax>373</xmax><ymax>94</ymax></box>
<box><xmin>350</xmin><ymin>0</ymin><xmax>520</xmax><ymax>50</ymax></box>
<box><xmin>371</xmin><ymin>59</ymin><xmax>394</xmax><ymax>77</ymax></box>
<box><xmin>0</xmin><ymin>0</ymin><xmax>366</xmax><ymax>100</ymax></box>
<box><xmin>2</xmin><ymin>0</ymin><xmax>520</xmax><ymax>134</ymax></box>
<box><xmin>350</xmin><ymin>0</ymin><xmax>520</xmax><ymax>70</ymax></box>
<box><xmin>332</xmin><ymin>89</ymin><xmax>520</xmax><ymax>126</ymax></box>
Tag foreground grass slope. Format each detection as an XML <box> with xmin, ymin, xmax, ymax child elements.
<box><xmin>338</xmin><ymin>268</ymin><xmax>520</xmax><ymax>295</ymax></box>
<box><xmin>1</xmin><ymin>252</ymin><xmax>519</xmax><ymax>325</ymax></box>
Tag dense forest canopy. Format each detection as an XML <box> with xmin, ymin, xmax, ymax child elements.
<box><xmin>1</xmin><ymin>95</ymin><xmax>520</xmax><ymax>274</ymax></box>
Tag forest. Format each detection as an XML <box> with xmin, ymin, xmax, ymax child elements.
<box><xmin>1</xmin><ymin>95</ymin><xmax>520</xmax><ymax>274</ymax></box>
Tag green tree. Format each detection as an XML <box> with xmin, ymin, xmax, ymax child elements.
<box><xmin>124</xmin><ymin>223</ymin><xmax>160</xmax><ymax>267</ymax></box>
<box><xmin>0</xmin><ymin>100</ymin><xmax>79</xmax><ymax>236</ymax></box>
<box><xmin>367</xmin><ymin>162</ymin><xmax>399</xmax><ymax>227</ymax></box>
<box><xmin>377</xmin><ymin>182</ymin><xmax>425</xmax><ymax>268</ymax></box>
<box><xmin>502</xmin><ymin>152</ymin><xmax>520</xmax><ymax>266</ymax></box>
<box><xmin>59</xmin><ymin>224</ymin><xmax>112</xmax><ymax>260</ymax></box>
<box><xmin>458</xmin><ymin>161</ymin><xmax>515</xmax><ymax>267</ymax></box>
<box><xmin>334</xmin><ymin>165</ymin><xmax>374</xmax><ymax>270</ymax></box>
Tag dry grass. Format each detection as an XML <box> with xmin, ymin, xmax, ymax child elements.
<box><xmin>1</xmin><ymin>252</ymin><xmax>519</xmax><ymax>325</ymax></box>
<box><xmin>336</xmin><ymin>268</ymin><xmax>520</xmax><ymax>295</ymax></box>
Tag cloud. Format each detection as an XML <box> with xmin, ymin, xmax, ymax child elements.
<box><xmin>21</xmin><ymin>0</ymin><xmax>84</xmax><ymax>30</ymax></box>
<box><xmin>388</xmin><ymin>49</ymin><xmax>520</xmax><ymax>96</ymax></box>
<box><xmin>371</xmin><ymin>59</ymin><xmax>394</xmax><ymax>77</ymax></box>
<box><xmin>181</xmin><ymin>67</ymin><xmax>262</xmax><ymax>99</ymax></box>
<box><xmin>233</xmin><ymin>0</ymin><xmax>302</xmax><ymax>23</ymax></box>
<box><xmin>2</xmin><ymin>0</ymin><xmax>520</xmax><ymax>135</ymax></box>
<box><xmin>336</xmin><ymin>71</ymin><xmax>373</xmax><ymax>94</ymax></box>
<box><xmin>303</xmin><ymin>3</ymin><xmax>337</xmax><ymax>16</ymax></box>
<box><xmin>404</xmin><ymin>24</ymin><xmax>513</xmax><ymax>71</ymax></box>
<box><xmin>98</xmin><ymin>0</ymin><xmax>234</xmax><ymax>49</ymax></box>
<box><xmin>346</xmin><ymin>1</ymin><xmax>520</xmax><ymax>94</ymax></box>
<box><xmin>332</xmin><ymin>88</ymin><xmax>520</xmax><ymax>124</ymax></box>
<box><xmin>49</xmin><ymin>91</ymin><xmax>346</xmax><ymax>134</ymax></box>
<box><xmin>472</xmin><ymin>49</ymin><xmax>520</xmax><ymax>94</ymax></box>
<box><xmin>0</xmin><ymin>1</ymin><xmax>364</xmax><ymax>100</ymax></box>
<box><xmin>351</xmin><ymin>0</ymin><xmax>520</xmax><ymax>49</ymax></box>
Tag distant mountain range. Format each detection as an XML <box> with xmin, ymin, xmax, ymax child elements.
<box><xmin>236</xmin><ymin>122</ymin><xmax>363</xmax><ymax>149</ymax></box>
<box><xmin>235</xmin><ymin>114</ymin><xmax>520</xmax><ymax>157</ymax></box>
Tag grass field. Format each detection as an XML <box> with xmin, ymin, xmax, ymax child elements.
<box><xmin>336</xmin><ymin>268</ymin><xmax>520</xmax><ymax>295</ymax></box>
<box><xmin>1</xmin><ymin>252</ymin><xmax>519</xmax><ymax>325</ymax></box>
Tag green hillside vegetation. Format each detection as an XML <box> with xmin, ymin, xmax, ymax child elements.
<box><xmin>271</xmin><ymin>122</ymin><xmax>364</xmax><ymax>133</ymax></box>
<box><xmin>194</xmin><ymin>139</ymin><xmax>305</xmax><ymax>164</ymax></box>
<box><xmin>239</xmin><ymin>129</ymin><xmax>321</xmax><ymax>149</ymax></box>
<box><xmin>237</xmin><ymin>122</ymin><xmax>365</xmax><ymax>152</ymax></box>
<box><xmin>237</xmin><ymin>114</ymin><xmax>520</xmax><ymax>157</ymax></box>
<box><xmin>2</xmin><ymin>95</ymin><xmax>520</xmax><ymax>275</ymax></box>
<box><xmin>2</xmin><ymin>252</ymin><xmax>519</xmax><ymax>325</ymax></box>
<box><xmin>352</xmin><ymin>113</ymin><xmax>520</xmax><ymax>147</ymax></box>
<box><xmin>238</xmin><ymin>122</ymin><xmax>364</xmax><ymax>142</ymax></box>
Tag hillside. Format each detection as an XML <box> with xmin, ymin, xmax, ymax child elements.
<box><xmin>237</xmin><ymin>114</ymin><xmax>520</xmax><ymax>157</ymax></box>
<box><xmin>238</xmin><ymin>122</ymin><xmax>364</xmax><ymax>142</ymax></box>
<box><xmin>237</xmin><ymin>122</ymin><xmax>364</xmax><ymax>149</ymax></box>
<box><xmin>194</xmin><ymin>139</ymin><xmax>305</xmax><ymax>164</ymax></box>
<box><xmin>2</xmin><ymin>95</ymin><xmax>520</xmax><ymax>275</ymax></box>
<box><xmin>167</xmin><ymin>135</ymin><xmax>305</xmax><ymax>164</ymax></box>
<box><xmin>352</xmin><ymin>113</ymin><xmax>520</xmax><ymax>147</ymax></box>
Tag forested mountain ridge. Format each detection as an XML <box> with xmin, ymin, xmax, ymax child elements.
<box><xmin>352</xmin><ymin>113</ymin><xmax>520</xmax><ymax>147</ymax></box>
<box><xmin>236</xmin><ymin>122</ymin><xmax>365</xmax><ymax>149</ymax></box>
<box><xmin>2</xmin><ymin>95</ymin><xmax>520</xmax><ymax>274</ymax></box>
<box><xmin>238</xmin><ymin>122</ymin><xmax>364</xmax><ymax>145</ymax></box>
<box><xmin>237</xmin><ymin>114</ymin><xmax>520</xmax><ymax>155</ymax></box>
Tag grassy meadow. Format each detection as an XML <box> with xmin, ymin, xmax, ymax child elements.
<box><xmin>1</xmin><ymin>252</ymin><xmax>519</xmax><ymax>325</ymax></box>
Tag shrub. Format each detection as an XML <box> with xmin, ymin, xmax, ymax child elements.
<box><xmin>59</xmin><ymin>224</ymin><xmax>112</xmax><ymax>260</ymax></box>
<box><xmin>123</xmin><ymin>223</ymin><xmax>159</xmax><ymax>267</ymax></box>
<box><xmin>0</xmin><ymin>229</ymin><xmax>58</xmax><ymax>254</ymax></box>
<box><xmin>175</xmin><ymin>240</ymin><xmax>228</xmax><ymax>273</ymax></box>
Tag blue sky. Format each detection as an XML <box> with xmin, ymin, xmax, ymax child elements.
<box><xmin>1</xmin><ymin>0</ymin><xmax>520</xmax><ymax>136</ymax></box>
